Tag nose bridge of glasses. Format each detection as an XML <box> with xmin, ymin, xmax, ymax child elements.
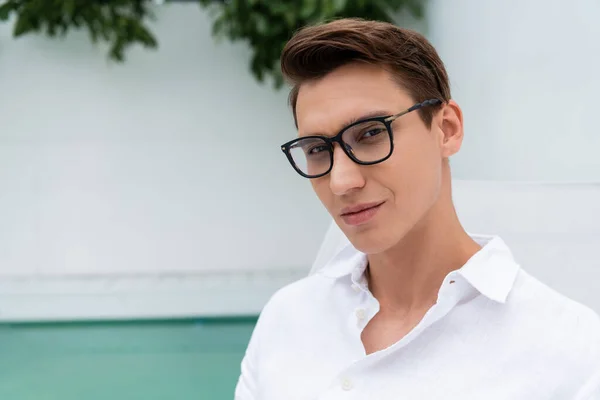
<box><xmin>326</xmin><ymin>131</ymin><xmax>355</xmax><ymax>155</ymax></box>
<box><xmin>323</xmin><ymin>134</ymin><xmax>356</xmax><ymax>163</ymax></box>
<box><xmin>331</xmin><ymin>143</ymin><xmax>360</xmax><ymax>174</ymax></box>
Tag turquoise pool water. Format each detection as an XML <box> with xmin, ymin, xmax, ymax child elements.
<box><xmin>0</xmin><ymin>318</ymin><xmax>257</xmax><ymax>400</ymax></box>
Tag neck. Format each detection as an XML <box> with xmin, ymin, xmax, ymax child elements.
<box><xmin>366</xmin><ymin>174</ymin><xmax>481</xmax><ymax>314</ymax></box>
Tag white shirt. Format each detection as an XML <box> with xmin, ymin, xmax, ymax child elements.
<box><xmin>235</xmin><ymin>235</ymin><xmax>600</xmax><ymax>399</ymax></box>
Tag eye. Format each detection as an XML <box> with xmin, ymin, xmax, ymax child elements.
<box><xmin>360</xmin><ymin>127</ymin><xmax>386</xmax><ymax>140</ymax></box>
<box><xmin>308</xmin><ymin>145</ymin><xmax>329</xmax><ymax>155</ymax></box>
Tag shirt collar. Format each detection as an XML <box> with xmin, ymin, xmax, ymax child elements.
<box><xmin>318</xmin><ymin>234</ymin><xmax>520</xmax><ymax>304</ymax></box>
<box><xmin>458</xmin><ymin>234</ymin><xmax>520</xmax><ymax>303</ymax></box>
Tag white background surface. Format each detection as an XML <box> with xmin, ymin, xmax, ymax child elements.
<box><xmin>0</xmin><ymin>2</ymin><xmax>598</xmax><ymax>320</ymax></box>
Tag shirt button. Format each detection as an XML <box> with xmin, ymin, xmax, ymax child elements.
<box><xmin>355</xmin><ymin>308</ymin><xmax>366</xmax><ymax>320</ymax></box>
<box><xmin>341</xmin><ymin>377</ymin><xmax>353</xmax><ymax>391</ymax></box>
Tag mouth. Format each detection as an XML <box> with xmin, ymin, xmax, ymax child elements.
<box><xmin>340</xmin><ymin>201</ymin><xmax>385</xmax><ymax>226</ymax></box>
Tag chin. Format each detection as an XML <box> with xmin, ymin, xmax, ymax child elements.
<box><xmin>343</xmin><ymin>225</ymin><xmax>400</xmax><ymax>255</ymax></box>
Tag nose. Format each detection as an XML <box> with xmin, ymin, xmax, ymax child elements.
<box><xmin>329</xmin><ymin>144</ymin><xmax>366</xmax><ymax>196</ymax></box>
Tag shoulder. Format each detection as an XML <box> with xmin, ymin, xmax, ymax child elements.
<box><xmin>511</xmin><ymin>269</ymin><xmax>600</xmax><ymax>334</ymax></box>
<box><xmin>509</xmin><ymin>269</ymin><xmax>600</xmax><ymax>373</ymax></box>
<box><xmin>258</xmin><ymin>273</ymin><xmax>337</xmax><ymax>323</ymax></box>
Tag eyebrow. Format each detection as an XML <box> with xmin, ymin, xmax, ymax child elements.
<box><xmin>344</xmin><ymin>110</ymin><xmax>392</xmax><ymax>126</ymax></box>
<box><xmin>301</xmin><ymin>109</ymin><xmax>393</xmax><ymax>138</ymax></box>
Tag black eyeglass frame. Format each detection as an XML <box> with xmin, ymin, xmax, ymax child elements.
<box><xmin>280</xmin><ymin>98</ymin><xmax>443</xmax><ymax>179</ymax></box>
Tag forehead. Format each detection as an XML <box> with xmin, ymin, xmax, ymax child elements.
<box><xmin>295</xmin><ymin>63</ymin><xmax>413</xmax><ymax>136</ymax></box>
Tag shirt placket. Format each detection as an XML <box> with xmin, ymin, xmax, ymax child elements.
<box><xmin>325</xmin><ymin>273</ymin><xmax>466</xmax><ymax>399</ymax></box>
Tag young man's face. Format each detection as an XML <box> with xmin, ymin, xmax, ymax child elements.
<box><xmin>295</xmin><ymin>62</ymin><xmax>463</xmax><ymax>254</ymax></box>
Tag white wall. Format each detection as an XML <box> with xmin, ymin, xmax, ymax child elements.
<box><xmin>0</xmin><ymin>4</ymin><xmax>329</xmax><ymax>278</ymax></box>
<box><xmin>0</xmin><ymin>2</ymin><xmax>598</xmax><ymax>320</ymax></box>
<box><xmin>0</xmin><ymin>4</ymin><xmax>330</xmax><ymax>320</ymax></box>
<box><xmin>428</xmin><ymin>0</ymin><xmax>600</xmax><ymax>181</ymax></box>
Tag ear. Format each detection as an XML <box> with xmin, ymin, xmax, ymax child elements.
<box><xmin>437</xmin><ymin>100</ymin><xmax>464</xmax><ymax>158</ymax></box>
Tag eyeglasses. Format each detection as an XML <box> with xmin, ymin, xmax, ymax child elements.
<box><xmin>281</xmin><ymin>99</ymin><xmax>442</xmax><ymax>179</ymax></box>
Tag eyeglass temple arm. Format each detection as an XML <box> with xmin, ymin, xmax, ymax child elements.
<box><xmin>385</xmin><ymin>99</ymin><xmax>443</xmax><ymax>123</ymax></box>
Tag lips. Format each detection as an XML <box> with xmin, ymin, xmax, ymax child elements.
<box><xmin>340</xmin><ymin>201</ymin><xmax>384</xmax><ymax>226</ymax></box>
<box><xmin>341</xmin><ymin>201</ymin><xmax>384</xmax><ymax>215</ymax></box>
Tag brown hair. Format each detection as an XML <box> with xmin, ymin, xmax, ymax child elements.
<box><xmin>281</xmin><ymin>18</ymin><xmax>451</xmax><ymax>127</ymax></box>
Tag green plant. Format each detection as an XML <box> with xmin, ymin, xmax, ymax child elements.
<box><xmin>0</xmin><ymin>0</ymin><xmax>425</xmax><ymax>87</ymax></box>
<box><xmin>200</xmin><ymin>0</ymin><xmax>425</xmax><ymax>87</ymax></box>
<box><xmin>0</xmin><ymin>0</ymin><xmax>157</xmax><ymax>62</ymax></box>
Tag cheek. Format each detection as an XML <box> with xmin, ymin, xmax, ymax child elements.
<box><xmin>311</xmin><ymin>179</ymin><xmax>335</xmax><ymax>210</ymax></box>
<box><xmin>383</xmin><ymin>135</ymin><xmax>442</xmax><ymax>206</ymax></box>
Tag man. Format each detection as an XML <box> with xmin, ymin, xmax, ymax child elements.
<box><xmin>235</xmin><ymin>18</ymin><xmax>600</xmax><ymax>399</ymax></box>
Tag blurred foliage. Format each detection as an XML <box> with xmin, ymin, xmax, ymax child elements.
<box><xmin>0</xmin><ymin>0</ymin><xmax>157</xmax><ymax>62</ymax></box>
<box><xmin>200</xmin><ymin>0</ymin><xmax>425</xmax><ymax>88</ymax></box>
<box><xmin>0</xmin><ymin>0</ymin><xmax>425</xmax><ymax>87</ymax></box>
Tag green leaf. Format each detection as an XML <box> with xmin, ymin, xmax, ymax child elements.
<box><xmin>254</xmin><ymin>13</ymin><xmax>268</xmax><ymax>35</ymax></box>
<box><xmin>63</xmin><ymin>0</ymin><xmax>76</xmax><ymax>18</ymax></box>
<box><xmin>47</xmin><ymin>23</ymin><xmax>57</xmax><ymax>37</ymax></box>
<box><xmin>59</xmin><ymin>22</ymin><xmax>68</xmax><ymax>36</ymax></box>
<box><xmin>109</xmin><ymin>40</ymin><xmax>126</xmax><ymax>62</ymax></box>
<box><xmin>268</xmin><ymin>3</ymin><xmax>290</xmax><ymax>16</ymax></box>
<box><xmin>332</xmin><ymin>0</ymin><xmax>348</xmax><ymax>13</ymax></box>
<box><xmin>250</xmin><ymin>53</ymin><xmax>265</xmax><ymax>82</ymax></box>
<box><xmin>283</xmin><ymin>10</ymin><xmax>296</xmax><ymax>28</ymax></box>
<box><xmin>0</xmin><ymin>2</ymin><xmax>16</xmax><ymax>21</ymax></box>
<box><xmin>407</xmin><ymin>1</ymin><xmax>424</xmax><ymax>18</ymax></box>
<box><xmin>134</xmin><ymin>23</ymin><xmax>157</xmax><ymax>48</ymax></box>
<box><xmin>273</xmin><ymin>70</ymin><xmax>285</xmax><ymax>89</ymax></box>
<box><xmin>13</xmin><ymin>15</ymin><xmax>35</xmax><ymax>36</ymax></box>
<box><xmin>86</xmin><ymin>23</ymin><xmax>99</xmax><ymax>43</ymax></box>
<box><xmin>212</xmin><ymin>15</ymin><xmax>226</xmax><ymax>36</ymax></box>
<box><xmin>100</xmin><ymin>21</ymin><xmax>111</xmax><ymax>41</ymax></box>
<box><xmin>71</xmin><ymin>14</ymin><xmax>81</xmax><ymax>28</ymax></box>
<box><xmin>1</xmin><ymin>0</ymin><xmax>427</xmax><ymax>89</ymax></box>
<box><xmin>300</xmin><ymin>0</ymin><xmax>318</xmax><ymax>19</ymax></box>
